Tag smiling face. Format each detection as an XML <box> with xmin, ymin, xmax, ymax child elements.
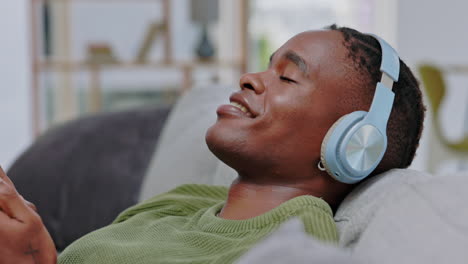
<box><xmin>206</xmin><ymin>30</ymin><xmax>358</xmax><ymax>183</ymax></box>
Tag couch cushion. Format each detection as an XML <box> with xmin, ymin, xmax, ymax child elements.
<box><xmin>352</xmin><ymin>171</ymin><xmax>468</xmax><ymax>263</ymax></box>
<box><xmin>139</xmin><ymin>84</ymin><xmax>236</xmax><ymax>201</ymax></box>
<box><xmin>237</xmin><ymin>218</ymin><xmax>359</xmax><ymax>264</ymax></box>
<box><xmin>334</xmin><ymin>168</ymin><xmax>432</xmax><ymax>247</ymax></box>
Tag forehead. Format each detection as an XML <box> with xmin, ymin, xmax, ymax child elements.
<box><xmin>274</xmin><ymin>30</ymin><xmax>348</xmax><ymax>78</ymax></box>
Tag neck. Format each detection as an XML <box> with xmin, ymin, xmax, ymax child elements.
<box><xmin>218</xmin><ymin>175</ymin><xmax>345</xmax><ymax>220</ymax></box>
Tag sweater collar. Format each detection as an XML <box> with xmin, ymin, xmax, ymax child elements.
<box><xmin>196</xmin><ymin>195</ymin><xmax>333</xmax><ymax>233</ymax></box>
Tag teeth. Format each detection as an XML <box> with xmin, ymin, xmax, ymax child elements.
<box><xmin>230</xmin><ymin>101</ymin><xmax>252</xmax><ymax>115</ymax></box>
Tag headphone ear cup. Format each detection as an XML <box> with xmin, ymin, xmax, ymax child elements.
<box><xmin>320</xmin><ymin>111</ymin><xmax>367</xmax><ymax>181</ymax></box>
<box><xmin>320</xmin><ymin>115</ymin><xmax>348</xmax><ymax>175</ymax></box>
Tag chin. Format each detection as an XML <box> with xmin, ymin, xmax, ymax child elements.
<box><xmin>205</xmin><ymin>122</ymin><xmax>250</xmax><ymax>172</ymax></box>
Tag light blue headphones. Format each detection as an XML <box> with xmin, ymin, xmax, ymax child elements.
<box><xmin>319</xmin><ymin>34</ymin><xmax>400</xmax><ymax>184</ymax></box>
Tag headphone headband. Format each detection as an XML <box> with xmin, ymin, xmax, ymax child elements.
<box><xmin>368</xmin><ymin>34</ymin><xmax>400</xmax><ymax>83</ymax></box>
<box><xmin>364</xmin><ymin>34</ymin><xmax>400</xmax><ymax>130</ymax></box>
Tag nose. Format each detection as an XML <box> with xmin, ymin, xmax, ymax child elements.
<box><xmin>239</xmin><ymin>72</ymin><xmax>265</xmax><ymax>94</ymax></box>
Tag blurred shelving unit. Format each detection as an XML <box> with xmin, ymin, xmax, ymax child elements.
<box><xmin>30</xmin><ymin>0</ymin><xmax>249</xmax><ymax>136</ymax></box>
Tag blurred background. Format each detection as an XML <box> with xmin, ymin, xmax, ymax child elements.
<box><xmin>1</xmin><ymin>0</ymin><xmax>468</xmax><ymax>173</ymax></box>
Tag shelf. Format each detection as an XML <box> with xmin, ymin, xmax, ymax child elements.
<box><xmin>33</xmin><ymin>0</ymin><xmax>165</xmax><ymax>3</ymax></box>
<box><xmin>35</xmin><ymin>59</ymin><xmax>243</xmax><ymax>71</ymax></box>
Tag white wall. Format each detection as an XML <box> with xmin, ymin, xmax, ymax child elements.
<box><xmin>397</xmin><ymin>0</ymin><xmax>468</xmax><ymax>172</ymax></box>
<box><xmin>397</xmin><ymin>0</ymin><xmax>468</xmax><ymax>106</ymax></box>
<box><xmin>398</xmin><ymin>0</ymin><xmax>468</xmax><ymax>65</ymax></box>
<box><xmin>0</xmin><ymin>0</ymin><xmax>32</xmax><ymax>169</ymax></box>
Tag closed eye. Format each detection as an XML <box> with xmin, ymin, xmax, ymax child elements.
<box><xmin>280</xmin><ymin>76</ymin><xmax>297</xmax><ymax>84</ymax></box>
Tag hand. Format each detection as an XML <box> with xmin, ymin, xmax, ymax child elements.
<box><xmin>0</xmin><ymin>166</ymin><xmax>57</xmax><ymax>264</ymax></box>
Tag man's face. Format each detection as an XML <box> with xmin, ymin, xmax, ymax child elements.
<box><xmin>206</xmin><ymin>30</ymin><xmax>352</xmax><ymax>181</ymax></box>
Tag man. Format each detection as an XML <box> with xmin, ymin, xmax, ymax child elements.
<box><xmin>0</xmin><ymin>25</ymin><xmax>424</xmax><ymax>264</ymax></box>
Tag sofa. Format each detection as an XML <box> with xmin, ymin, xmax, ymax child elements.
<box><xmin>8</xmin><ymin>83</ymin><xmax>468</xmax><ymax>262</ymax></box>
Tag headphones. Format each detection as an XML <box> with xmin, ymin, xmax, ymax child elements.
<box><xmin>319</xmin><ymin>34</ymin><xmax>400</xmax><ymax>184</ymax></box>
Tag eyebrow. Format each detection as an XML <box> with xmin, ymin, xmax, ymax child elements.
<box><xmin>269</xmin><ymin>50</ymin><xmax>310</xmax><ymax>77</ymax></box>
<box><xmin>269</xmin><ymin>52</ymin><xmax>276</xmax><ymax>66</ymax></box>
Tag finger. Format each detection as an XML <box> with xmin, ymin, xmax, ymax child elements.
<box><xmin>0</xmin><ymin>207</ymin><xmax>11</xmax><ymax>221</ymax></box>
<box><xmin>0</xmin><ymin>208</ymin><xmax>12</xmax><ymax>224</ymax></box>
<box><xmin>20</xmin><ymin>195</ymin><xmax>38</xmax><ymax>212</ymax></box>
<box><xmin>0</xmin><ymin>208</ymin><xmax>17</xmax><ymax>237</ymax></box>
<box><xmin>0</xmin><ymin>165</ymin><xmax>15</xmax><ymax>188</ymax></box>
<box><xmin>0</xmin><ymin>177</ymin><xmax>33</xmax><ymax>221</ymax></box>
<box><xmin>0</xmin><ymin>168</ymin><xmax>36</xmax><ymax>213</ymax></box>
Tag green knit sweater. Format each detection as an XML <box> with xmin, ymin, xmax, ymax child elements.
<box><xmin>58</xmin><ymin>184</ymin><xmax>338</xmax><ymax>264</ymax></box>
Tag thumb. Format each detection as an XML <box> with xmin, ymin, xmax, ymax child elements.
<box><xmin>0</xmin><ymin>165</ymin><xmax>16</xmax><ymax>188</ymax></box>
<box><xmin>0</xmin><ymin>168</ymin><xmax>33</xmax><ymax>221</ymax></box>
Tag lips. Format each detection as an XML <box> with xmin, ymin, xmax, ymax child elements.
<box><xmin>216</xmin><ymin>92</ymin><xmax>257</xmax><ymax>119</ymax></box>
<box><xmin>229</xmin><ymin>101</ymin><xmax>253</xmax><ymax>117</ymax></box>
<box><xmin>229</xmin><ymin>93</ymin><xmax>257</xmax><ymax>118</ymax></box>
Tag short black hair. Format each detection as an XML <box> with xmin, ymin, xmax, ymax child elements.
<box><xmin>327</xmin><ymin>24</ymin><xmax>426</xmax><ymax>174</ymax></box>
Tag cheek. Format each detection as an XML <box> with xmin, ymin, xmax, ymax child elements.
<box><xmin>271</xmin><ymin>92</ymin><xmax>317</xmax><ymax>126</ymax></box>
<box><xmin>255</xmin><ymin>96</ymin><xmax>319</xmax><ymax>143</ymax></box>
<box><xmin>267</xmin><ymin>94</ymin><xmax>332</xmax><ymax>149</ymax></box>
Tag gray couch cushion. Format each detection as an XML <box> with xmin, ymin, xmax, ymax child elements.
<box><xmin>139</xmin><ymin>84</ymin><xmax>236</xmax><ymax>201</ymax></box>
<box><xmin>352</xmin><ymin>171</ymin><xmax>468</xmax><ymax>263</ymax></box>
<box><xmin>334</xmin><ymin>168</ymin><xmax>432</xmax><ymax>247</ymax></box>
<box><xmin>237</xmin><ymin>218</ymin><xmax>360</xmax><ymax>264</ymax></box>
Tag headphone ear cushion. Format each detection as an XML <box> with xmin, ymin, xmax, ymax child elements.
<box><xmin>320</xmin><ymin>115</ymin><xmax>349</xmax><ymax>175</ymax></box>
<box><xmin>320</xmin><ymin>111</ymin><xmax>367</xmax><ymax>178</ymax></box>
